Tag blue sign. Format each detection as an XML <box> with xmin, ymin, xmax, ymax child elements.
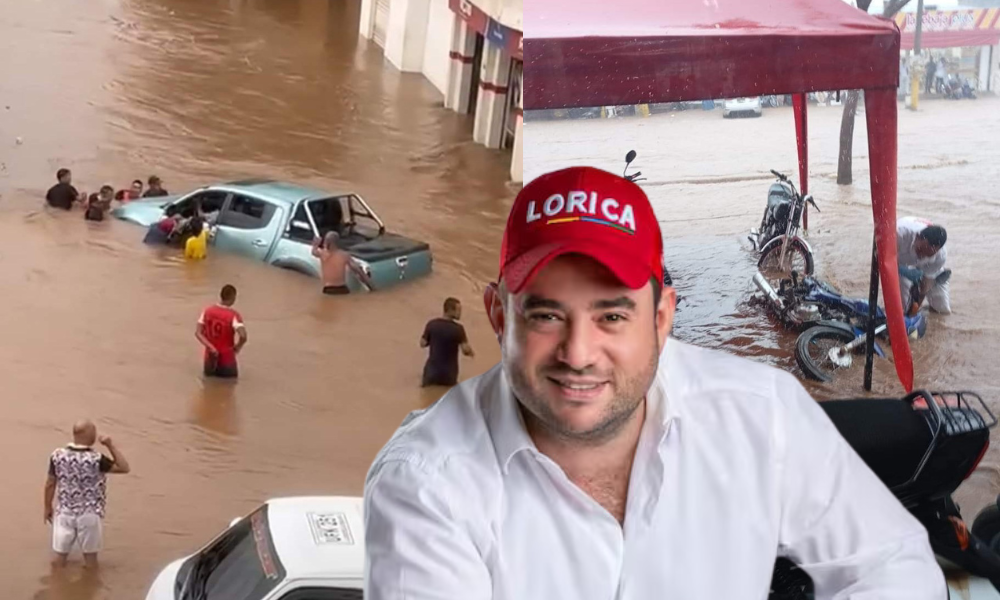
<box><xmin>486</xmin><ymin>18</ymin><xmax>508</xmax><ymax>48</ymax></box>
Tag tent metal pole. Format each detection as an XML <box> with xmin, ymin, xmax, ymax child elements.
<box><xmin>864</xmin><ymin>233</ymin><xmax>880</xmax><ymax>391</ymax></box>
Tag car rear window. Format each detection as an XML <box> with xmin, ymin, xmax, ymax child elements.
<box><xmin>178</xmin><ymin>505</ymin><xmax>286</xmax><ymax>600</ymax></box>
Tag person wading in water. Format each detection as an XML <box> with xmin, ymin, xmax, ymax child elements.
<box><xmin>311</xmin><ymin>231</ymin><xmax>374</xmax><ymax>295</ymax></box>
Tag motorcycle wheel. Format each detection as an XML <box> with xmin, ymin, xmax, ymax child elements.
<box><xmin>758</xmin><ymin>238</ymin><xmax>814</xmax><ymax>283</ymax></box>
<box><xmin>973</xmin><ymin>504</ymin><xmax>1000</xmax><ymax>553</ymax></box>
<box><xmin>795</xmin><ymin>325</ymin><xmax>858</xmax><ymax>383</ymax></box>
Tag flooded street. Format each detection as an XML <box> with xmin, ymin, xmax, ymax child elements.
<box><xmin>1</xmin><ymin>0</ymin><xmax>512</xmax><ymax>597</ymax></box>
<box><xmin>526</xmin><ymin>97</ymin><xmax>1000</xmax><ymax>521</ymax></box>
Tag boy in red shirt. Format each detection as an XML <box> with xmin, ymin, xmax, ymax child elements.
<box><xmin>195</xmin><ymin>285</ymin><xmax>248</xmax><ymax>378</ymax></box>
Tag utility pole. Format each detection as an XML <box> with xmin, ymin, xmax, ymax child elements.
<box><xmin>909</xmin><ymin>0</ymin><xmax>925</xmax><ymax>111</ymax></box>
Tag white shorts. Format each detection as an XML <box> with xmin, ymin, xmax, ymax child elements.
<box><xmin>52</xmin><ymin>512</ymin><xmax>103</xmax><ymax>554</ymax></box>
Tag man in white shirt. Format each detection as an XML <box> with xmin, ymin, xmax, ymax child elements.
<box><xmin>364</xmin><ymin>166</ymin><xmax>946</xmax><ymax>599</ymax></box>
<box><xmin>897</xmin><ymin>216</ymin><xmax>950</xmax><ymax>315</ymax></box>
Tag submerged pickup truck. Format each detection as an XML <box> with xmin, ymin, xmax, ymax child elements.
<box><xmin>112</xmin><ymin>179</ymin><xmax>432</xmax><ymax>291</ymax></box>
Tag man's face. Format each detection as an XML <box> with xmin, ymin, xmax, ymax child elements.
<box><xmin>451</xmin><ymin>303</ymin><xmax>463</xmax><ymax>320</ymax></box>
<box><xmin>61</xmin><ymin>171</ymin><xmax>72</xmax><ymax>184</ymax></box>
<box><xmin>100</xmin><ymin>189</ymin><xmax>113</xmax><ymax>202</ymax></box>
<box><xmin>499</xmin><ymin>255</ymin><xmax>675</xmax><ymax>443</ymax></box>
<box><xmin>915</xmin><ymin>237</ymin><xmax>939</xmax><ymax>259</ymax></box>
<box><xmin>131</xmin><ymin>182</ymin><xmax>143</xmax><ymax>194</ymax></box>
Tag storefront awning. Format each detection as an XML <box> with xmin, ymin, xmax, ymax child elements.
<box><xmin>895</xmin><ymin>9</ymin><xmax>1000</xmax><ymax>50</ymax></box>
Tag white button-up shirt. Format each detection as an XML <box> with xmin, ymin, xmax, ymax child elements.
<box><xmin>898</xmin><ymin>216</ymin><xmax>947</xmax><ymax>278</ymax></box>
<box><xmin>364</xmin><ymin>339</ymin><xmax>945</xmax><ymax>599</ymax></box>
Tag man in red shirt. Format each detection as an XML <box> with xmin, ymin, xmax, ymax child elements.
<box><xmin>195</xmin><ymin>285</ymin><xmax>248</xmax><ymax>378</ymax></box>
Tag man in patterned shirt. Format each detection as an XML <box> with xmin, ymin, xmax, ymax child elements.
<box><xmin>44</xmin><ymin>420</ymin><xmax>131</xmax><ymax>568</ymax></box>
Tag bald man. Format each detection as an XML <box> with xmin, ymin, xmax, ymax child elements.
<box><xmin>311</xmin><ymin>231</ymin><xmax>374</xmax><ymax>295</ymax></box>
<box><xmin>44</xmin><ymin>420</ymin><xmax>130</xmax><ymax>568</ymax></box>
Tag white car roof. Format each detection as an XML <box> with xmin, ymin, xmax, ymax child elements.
<box><xmin>265</xmin><ymin>496</ymin><xmax>365</xmax><ymax>581</ymax></box>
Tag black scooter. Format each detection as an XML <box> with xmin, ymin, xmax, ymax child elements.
<box><xmin>622</xmin><ymin>150</ymin><xmax>672</xmax><ymax>288</ymax></box>
<box><xmin>770</xmin><ymin>390</ymin><xmax>1000</xmax><ymax>599</ymax></box>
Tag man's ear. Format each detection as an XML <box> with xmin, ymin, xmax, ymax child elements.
<box><xmin>655</xmin><ymin>285</ymin><xmax>677</xmax><ymax>348</ymax></box>
<box><xmin>483</xmin><ymin>282</ymin><xmax>505</xmax><ymax>344</ymax></box>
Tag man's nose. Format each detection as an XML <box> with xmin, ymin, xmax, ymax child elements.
<box><xmin>556</xmin><ymin>319</ymin><xmax>598</xmax><ymax>371</ymax></box>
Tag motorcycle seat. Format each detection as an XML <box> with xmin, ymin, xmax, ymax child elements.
<box><xmin>820</xmin><ymin>399</ymin><xmax>931</xmax><ymax>489</ymax></box>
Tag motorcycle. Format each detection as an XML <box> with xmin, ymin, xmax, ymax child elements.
<box><xmin>748</xmin><ymin>170</ymin><xmax>820</xmax><ymax>283</ymax></box>
<box><xmin>752</xmin><ymin>271</ymin><xmax>927</xmax><ymax>383</ymax></box>
<box><xmin>769</xmin><ymin>390</ymin><xmax>1000</xmax><ymax>599</ymax></box>
<box><xmin>945</xmin><ymin>77</ymin><xmax>977</xmax><ymax>100</ymax></box>
<box><xmin>622</xmin><ymin>151</ymin><xmax>673</xmax><ymax>288</ymax></box>
<box><xmin>623</xmin><ymin>149</ymin><xmax>646</xmax><ymax>183</ymax></box>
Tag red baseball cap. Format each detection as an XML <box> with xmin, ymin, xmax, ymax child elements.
<box><xmin>500</xmin><ymin>166</ymin><xmax>664</xmax><ymax>293</ymax></box>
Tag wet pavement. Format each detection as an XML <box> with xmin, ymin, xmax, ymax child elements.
<box><xmin>526</xmin><ymin>96</ymin><xmax>1000</xmax><ymax>523</ymax></box>
<box><xmin>1</xmin><ymin>1</ymin><xmax>512</xmax><ymax>597</ymax></box>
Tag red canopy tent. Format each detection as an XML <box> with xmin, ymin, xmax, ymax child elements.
<box><xmin>524</xmin><ymin>0</ymin><xmax>914</xmax><ymax>392</ymax></box>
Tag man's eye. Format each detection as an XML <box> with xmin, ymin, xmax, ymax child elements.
<box><xmin>602</xmin><ymin>313</ymin><xmax>628</xmax><ymax>323</ymax></box>
<box><xmin>528</xmin><ymin>313</ymin><xmax>560</xmax><ymax>322</ymax></box>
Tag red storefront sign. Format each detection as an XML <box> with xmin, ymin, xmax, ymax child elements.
<box><xmin>894</xmin><ymin>9</ymin><xmax>1000</xmax><ymax>50</ymax></box>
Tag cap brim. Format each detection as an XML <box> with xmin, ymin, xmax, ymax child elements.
<box><xmin>502</xmin><ymin>240</ymin><xmax>652</xmax><ymax>294</ymax></box>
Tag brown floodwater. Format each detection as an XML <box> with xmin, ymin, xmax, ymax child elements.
<box><xmin>0</xmin><ymin>0</ymin><xmax>513</xmax><ymax>598</ymax></box>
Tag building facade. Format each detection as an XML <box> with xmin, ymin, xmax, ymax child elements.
<box><xmin>359</xmin><ymin>0</ymin><xmax>523</xmax><ymax>183</ymax></box>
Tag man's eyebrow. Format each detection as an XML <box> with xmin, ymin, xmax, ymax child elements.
<box><xmin>521</xmin><ymin>295</ymin><xmax>564</xmax><ymax>311</ymax></box>
<box><xmin>592</xmin><ymin>296</ymin><xmax>637</xmax><ymax>311</ymax></box>
<box><xmin>520</xmin><ymin>295</ymin><xmax>637</xmax><ymax>311</ymax></box>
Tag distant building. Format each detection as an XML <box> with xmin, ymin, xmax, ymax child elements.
<box><xmin>894</xmin><ymin>7</ymin><xmax>1000</xmax><ymax>92</ymax></box>
<box><xmin>359</xmin><ymin>0</ymin><xmax>523</xmax><ymax>183</ymax></box>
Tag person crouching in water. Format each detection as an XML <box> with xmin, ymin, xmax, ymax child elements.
<box><xmin>184</xmin><ymin>216</ymin><xmax>208</xmax><ymax>260</ymax></box>
<box><xmin>311</xmin><ymin>231</ymin><xmax>374</xmax><ymax>294</ymax></box>
<box><xmin>84</xmin><ymin>186</ymin><xmax>114</xmax><ymax>222</ymax></box>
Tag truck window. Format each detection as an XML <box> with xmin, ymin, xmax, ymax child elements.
<box><xmin>218</xmin><ymin>194</ymin><xmax>276</xmax><ymax>230</ymax></box>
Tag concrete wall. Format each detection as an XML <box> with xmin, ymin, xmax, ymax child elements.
<box><xmin>359</xmin><ymin>0</ymin><xmax>375</xmax><ymax>38</ymax></box>
<box><xmin>384</xmin><ymin>0</ymin><xmax>431</xmax><ymax>72</ymax></box>
<box><xmin>423</xmin><ymin>0</ymin><xmax>454</xmax><ymax>96</ymax></box>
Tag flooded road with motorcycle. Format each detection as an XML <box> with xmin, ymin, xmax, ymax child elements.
<box><xmin>0</xmin><ymin>1</ymin><xmax>513</xmax><ymax>598</ymax></box>
<box><xmin>526</xmin><ymin>98</ymin><xmax>1000</xmax><ymax>521</ymax></box>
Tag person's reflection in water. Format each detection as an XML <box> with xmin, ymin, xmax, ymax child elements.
<box><xmin>190</xmin><ymin>378</ymin><xmax>239</xmax><ymax>437</ymax></box>
<box><xmin>34</xmin><ymin>566</ymin><xmax>104</xmax><ymax>600</ymax></box>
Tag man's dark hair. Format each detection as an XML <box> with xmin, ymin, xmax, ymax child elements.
<box><xmin>148</xmin><ymin>175</ymin><xmax>161</xmax><ymax>186</ymax></box>
<box><xmin>444</xmin><ymin>297</ymin><xmax>461</xmax><ymax>314</ymax></box>
<box><xmin>132</xmin><ymin>179</ymin><xmax>143</xmax><ymax>187</ymax></box>
<box><xmin>652</xmin><ymin>277</ymin><xmax>663</xmax><ymax>309</ymax></box>
<box><xmin>220</xmin><ymin>284</ymin><xmax>237</xmax><ymax>303</ymax></box>
<box><xmin>918</xmin><ymin>225</ymin><xmax>947</xmax><ymax>249</ymax></box>
<box><xmin>190</xmin><ymin>216</ymin><xmax>205</xmax><ymax>237</ymax></box>
<box><xmin>100</xmin><ymin>185</ymin><xmax>114</xmax><ymax>195</ymax></box>
<box><xmin>56</xmin><ymin>168</ymin><xmax>70</xmax><ymax>181</ymax></box>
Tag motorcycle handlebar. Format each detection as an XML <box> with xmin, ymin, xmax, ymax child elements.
<box><xmin>770</xmin><ymin>169</ymin><xmax>786</xmax><ymax>180</ymax></box>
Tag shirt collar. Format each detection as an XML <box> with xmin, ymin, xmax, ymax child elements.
<box><xmin>487</xmin><ymin>369</ymin><xmax>537</xmax><ymax>474</ymax></box>
<box><xmin>487</xmin><ymin>338</ymin><xmax>679</xmax><ymax>475</ymax></box>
